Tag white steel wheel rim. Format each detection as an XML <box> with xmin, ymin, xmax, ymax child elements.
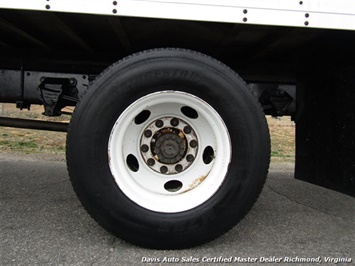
<box><xmin>108</xmin><ymin>91</ymin><xmax>231</xmax><ymax>213</ymax></box>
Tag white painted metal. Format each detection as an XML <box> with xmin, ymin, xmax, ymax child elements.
<box><xmin>0</xmin><ymin>0</ymin><xmax>354</xmax><ymax>30</ymax></box>
<box><xmin>108</xmin><ymin>91</ymin><xmax>231</xmax><ymax>213</ymax></box>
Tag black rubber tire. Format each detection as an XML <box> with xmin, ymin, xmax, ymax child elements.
<box><xmin>66</xmin><ymin>48</ymin><xmax>270</xmax><ymax>249</ymax></box>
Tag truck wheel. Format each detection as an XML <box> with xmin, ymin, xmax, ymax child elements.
<box><xmin>66</xmin><ymin>48</ymin><xmax>270</xmax><ymax>249</ymax></box>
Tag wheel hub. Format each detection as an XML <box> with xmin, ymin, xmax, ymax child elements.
<box><xmin>140</xmin><ymin>117</ymin><xmax>198</xmax><ymax>175</ymax></box>
<box><xmin>154</xmin><ymin>131</ymin><xmax>186</xmax><ymax>164</ymax></box>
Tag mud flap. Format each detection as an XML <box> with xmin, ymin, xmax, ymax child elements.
<box><xmin>295</xmin><ymin>66</ymin><xmax>355</xmax><ymax>197</ymax></box>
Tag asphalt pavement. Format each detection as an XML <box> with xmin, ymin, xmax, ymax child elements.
<box><xmin>1</xmin><ymin>153</ymin><xmax>354</xmax><ymax>265</ymax></box>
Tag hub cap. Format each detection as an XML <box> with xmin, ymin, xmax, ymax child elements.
<box><xmin>140</xmin><ymin>117</ymin><xmax>198</xmax><ymax>175</ymax></box>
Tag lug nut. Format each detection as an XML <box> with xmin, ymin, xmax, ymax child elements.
<box><xmin>175</xmin><ymin>164</ymin><xmax>183</xmax><ymax>172</ymax></box>
<box><xmin>69</xmin><ymin>78</ymin><xmax>76</xmax><ymax>85</ymax></box>
<box><xmin>147</xmin><ymin>158</ymin><xmax>155</xmax><ymax>166</ymax></box>
<box><xmin>141</xmin><ymin>144</ymin><xmax>149</xmax><ymax>152</ymax></box>
<box><xmin>170</xmin><ymin>118</ymin><xmax>179</xmax><ymax>127</ymax></box>
<box><xmin>160</xmin><ymin>166</ymin><xmax>168</xmax><ymax>174</ymax></box>
<box><xmin>186</xmin><ymin>154</ymin><xmax>195</xmax><ymax>162</ymax></box>
<box><xmin>144</xmin><ymin>130</ymin><xmax>152</xmax><ymax>138</ymax></box>
<box><xmin>184</xmin><ymin>126</ymin><xmax>192</xmax><ymax>134</ymax></box>
<box><xmin>155</xmin><ymin>119</ymin><xmax>164</xmax><ymax>128</ymax></box>
<box><xmin>190</xmin><ymin>140</ymin><xmax>198</xmax><ymax>148</ymax></box>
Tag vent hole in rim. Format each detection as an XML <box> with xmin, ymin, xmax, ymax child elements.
<box><xmin>126</xmin><ymin>154</ymin><xmax>139</xmax><ymax>172</ymax></box>
<box><xmin>203</xmin><ymin>146</ymin><xmax>214</xmax><ymax>165</ymax></box>
<box><xmin>164</xmin><ymin>180</ymin><xmax>183</xmax><ymax>192</ymax></box>
<box><xmin>134</xmin><ymin>110</ymin><xmax>151</xmax><ymax>125</ymax></box>
<box><xmin>181</xmin><ymin>106</ymin><xmax>198</xmax><ymax>119</ymax></box>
